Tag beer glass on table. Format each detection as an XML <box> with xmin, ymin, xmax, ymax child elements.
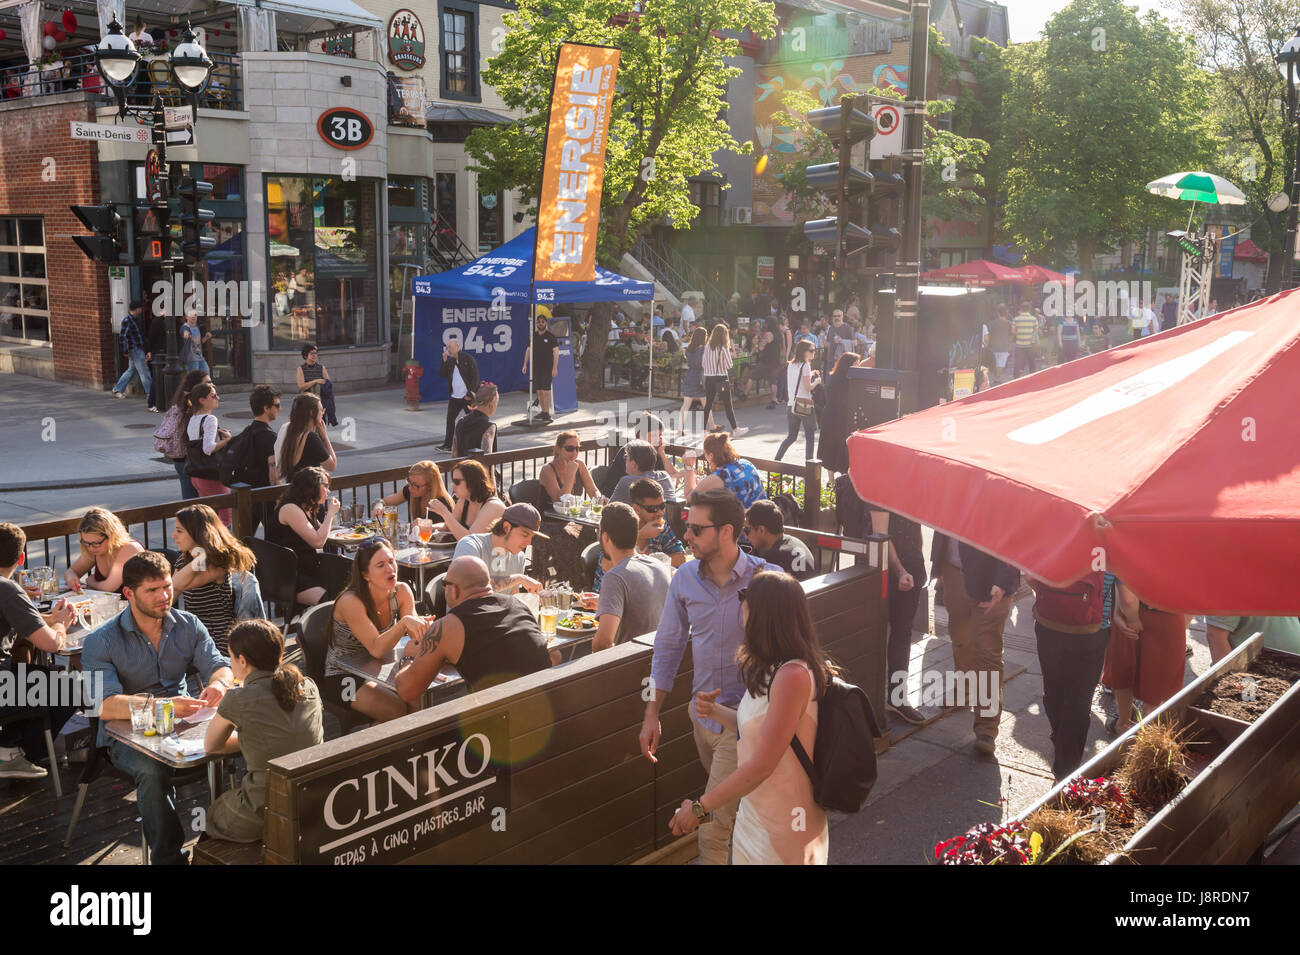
<box><xmin>539</xmin><ymin>588</ymin><xmax>558</xmax><ymax>643</ymax></box>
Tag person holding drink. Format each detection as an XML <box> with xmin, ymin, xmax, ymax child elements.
<box><xmin>431</xmin><ymin>461</ymin><xmax>506</xmax><ymax>541</ymax></box>
<box><xmin>266</xmin><ymin>467</ymin><xmax>339</xmax><ymax>606</ymax></box>
<box><xmin>451</xmin><ymin>504</ymin><xmax>545</xmax><ymax>594</ymax></box>
<box><xmin>323</xmin><ymin>539</ymin><xmax>429</xmax><ymax>723</ymax></box>
<box><xmin>372</xmin><ymin>461</ymin><xmax>455</xmax><ymax>524</ymax></box>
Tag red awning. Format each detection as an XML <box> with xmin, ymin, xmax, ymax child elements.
<box><xmin>847</xmin><ymin>288</ymin><xmax>1300</xmax><ymax>615</ymax></box>
<box><xmin>1233</xmin><ymin>239</ymin><xmax>1268</xmax><ymax>263</ymax></box>
<box><xmin>1016</xmin><ymin>263</ymin><xmax>1072</xmax><ymax>285</ymax></box>
<box><xmin>919</xmin><ymin>259</ymin><xmax>1030</xmax><ymax>286</ymax></box>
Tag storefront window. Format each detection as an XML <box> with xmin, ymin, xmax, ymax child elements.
<box><xmin>0</xmin><ymin>217</ymin><xmax>49</xmax><ymax>343</ymax></box>
<box><xmin>435</xmin><ymin>173</ymin><xmax>457</xmax><ymax>232</ymax></box>
<box><xmin>388</xmin><ymin>176</ymin><xmax>419</xmax><ymax>209</ymax></box>
<box><xmin>202</xmin><ymin>164</ymin><xmax>243</xmax><ymax>200</ymax></box>
<box><xmin>267</xmin><ymin>175</ymin><xmax>381</xmax><ymax>350</ymax></box>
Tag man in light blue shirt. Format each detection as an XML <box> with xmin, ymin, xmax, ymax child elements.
<box><xmin>82</xmin><ymin>551</ymin><xmax>231</xmax><ymax>865</ymax></box>
<box><xmin>640</xmin><ymin>488</ymin><xmax>779</xmax><ymax>864</ymax></box>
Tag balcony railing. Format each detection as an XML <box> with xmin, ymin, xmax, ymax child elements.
<box><xmin>0</xmin><ymin>50</ymin><xmax>242</xmax><ymax>112</ymax></box>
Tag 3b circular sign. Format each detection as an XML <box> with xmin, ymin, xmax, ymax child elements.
<box><xmin>318</xmin><ymin>108</ymin><xmax>374</xmax><ymax>150</ymax></box>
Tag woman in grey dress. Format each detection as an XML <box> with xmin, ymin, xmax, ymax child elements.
<box><xmin>204</xmin><ymin>619</ymin><xmax>323</xmax><ymax>843</ymax></box>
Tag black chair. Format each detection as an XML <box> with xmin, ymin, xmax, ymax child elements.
<box><xmin>243</xmin><ymin>536</ymin><xmax>300</xmax><ymax>627</ymax></box>
<box><xmin>64</xmin><ymin>717</ymin><xmax>209</xmax><ymax>862</ymax></box>
<box><xmin>424</xmin><ymin>573</ymin><xmax>448</xmax><ymax>619</ymax></box>
<box><xmin>579</xmin><ymin>541</ymin><xmax>603</xmax><ymax>592</ymax></box>
<box><xmin>314</xmin><ymin>552</ymin><xmax>354</xmax><ymax>602</ymax></box>
<box><xmin>158</xmin><ymin>546</ymin><xmax>181</xmax><ymax>568</ymax></box>
<box><xmin>589</xmin><ymin>464</ymin><xmax>610</xmax><ymax>493</ymax></box>
<box><xmin>0</xmin><ymin>706</ymin><xmax>62</xmax><ymax>798</ymax></box>
<box><xmin>788</xmin><ymin>539</ymin><xmax>818</xmax><ymax>580</ymax></box>
<box><xmin>508</xmin><ymin>478</ymin><xmax>550</xmax><ymax>513</ymax></box>
<box><xmin>297</xmin><ymin>602</ymin><xmax>370</xmax><ymax>735</ymax></box>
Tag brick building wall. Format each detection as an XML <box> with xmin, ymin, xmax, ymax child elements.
<box><xmin>0</xmin><ymin>94</ymin><xmax>115</xmax><ymax>387</ymax></box>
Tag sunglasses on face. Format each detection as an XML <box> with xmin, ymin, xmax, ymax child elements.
<box><xmin>452</xmin><ymin>477</ymin><xmax>465</xmax><ymax>486</ymax></box>
<box><xmin>686</xmin><ymin>523</ymin><xmax>717</xmax><ymax>536</ymax></box>
<box><xmin>638</xmin><ymin>502</ymin><xmax>666</xmax><ymax>513</ymax></box>
<box><xmin>563</xmin><ymin>445</ymin><xmax>580</xmax><ymax>453</ymax></box>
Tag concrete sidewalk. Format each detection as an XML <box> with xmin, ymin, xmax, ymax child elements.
<box><xmin>827</xmin><ymin>587</ymin><xmax>1216</xmax><ymax>864</ymax></box>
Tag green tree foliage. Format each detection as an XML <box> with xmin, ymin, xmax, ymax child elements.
<box><xmin>999</xmin><ymin>0</ymin><xmax>1219</xmax><ymax>276</ymax></box>
<box><xmin>466</xmin><ymin>0</ymin><xmax>776</xmax><ymax>394</ymax></box>
<box><xmin>1177</xmin><ymin>0</ymin><xmax>1296</xmax><ymax>293</ymax></box>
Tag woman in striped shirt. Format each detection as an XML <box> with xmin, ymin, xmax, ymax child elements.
<box><xmin>701</xmin><ymin>324</ymin><xmax>743</xmax><ymax>435</ymax></box>
<box><xmin>171</xmin><ymin>504</ymin><xmax>258</xmax><ymax>654</ymax></box>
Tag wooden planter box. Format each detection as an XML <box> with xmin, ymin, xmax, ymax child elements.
<box><xmin>1013</xmin><ymin>633</ymin><xmax>1300</xmax><ymax>865</ymax></box>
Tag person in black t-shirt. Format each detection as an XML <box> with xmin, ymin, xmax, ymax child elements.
<box><xmin>522</xmin><ymin>311</ymin><xmax>559</xmax><ymax>422</ymax></box>
<box><xmin>394</xmin><ymin>555</ymin><xmax>550</xmax><ymax>700</ymax></box>
<box><xmin>452</xmin><ymin>384</ymin><xmax>499</xmax><ymax>456</ymax></box>
<box><xmin>0</xmin><ymin>523</ymin><xmax>78</xmax><ymax>781</ymax></box>
<box><xmin>743</xmin><ymin>501</ymin><xmax>815</xmax><ymax>579</ymax></box>
<box><xmin>238</xmin><ymin>385</ymin><xmax>281</xmax><ymax>534</ymax></box>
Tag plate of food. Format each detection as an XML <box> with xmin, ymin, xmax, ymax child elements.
<box><xmin>557</xmin><ymin>612</ymin><xmax>598</xmax><ymax>634</ymax></box>
<box><xmin>332</xmin><ymin>523</ymin><xmax>382</xmax><ymax>543</ymax></box>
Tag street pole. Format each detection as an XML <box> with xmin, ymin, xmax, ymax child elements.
<box><xmin>893</xmin><ymin>0</ymin><xmax>929</xmax><ymax>412</ymax></box>
<box><xmin>150</xmin><ymin>93</ymin><xmax>184</xmax><ymax>406</ymax></box>
<box><xmin>1285</xmin><ymin>80</ymin><xmax>1299</xmax><ymax>291</ymax></box>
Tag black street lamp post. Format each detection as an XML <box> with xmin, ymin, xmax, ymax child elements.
<box><xmin>1278</xmin><ymin>26</ymin><xmax>1300</xmax><ymax>291</ymax></box>
<box><xmin>95</xmin><ymin>14</ymin><xmax>213</xmax><ymax>404</ymax></box>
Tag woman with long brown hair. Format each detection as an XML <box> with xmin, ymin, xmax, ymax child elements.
<box><xmin>429</xmin><ymin>459</ymin><xmax>505</xmax><ymax>540</ymax></box>
<box><xmin>371</xmin><ymin>460</ymin><xmax>455</xmax><ymax>523</ymax></box>
<box><xmin>266</xmin><ymin>466</ymin><xmax>339</xmax><ymax>605</ymax></box>
<box><xmin>669</xmin><ymin>571</ymin><xmax>833</xmax><ymax>864</ymax></box>
<box><xmin>276</xmin><ymin>392</ymin><xmax>337</xmax><ymax>484</ymax></box>
<box><xmin>700</xmin><ymin>323</ymin><xmax>742</xmax><ymax>435</ymax></box>
<box><xmin>171</xmin><ymin>503</ymin><xmax>257</xmax><ymax>653</ymax></box>
<box><xmin>154</xmin><ymin>368</ymin><xmax>210</xmax><ymax>500</ymax></box>
<box><xmin>203</xmin><ymin>619</ymin><xmax>324</xmax><ymax>842</ymax></box>
<box><xmin>64</xmin><ymin>508</ymin><xmax>143</xmax><ymax>594</ymax></box>
<box><xmin>323</xmin><ymin>539</ymin><xmax>429</xmax><ymax>722</ymax></box>
<box><xmin>816</xmin><ymin>350</ymin><xmax>861</xmax><ymax>479</ymax></box>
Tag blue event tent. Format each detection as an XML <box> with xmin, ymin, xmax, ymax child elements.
<box><xmin>411</xmin><ymin>228</ymin><xmax>654</xmax><ymax>403</ymax></box>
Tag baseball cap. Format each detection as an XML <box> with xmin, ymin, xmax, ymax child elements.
<box><xmin>502</xmin><ymin>503</ymin><xmax>549</xmax><ymax>539</ymax></box>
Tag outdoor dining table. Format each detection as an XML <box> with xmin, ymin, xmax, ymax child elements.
<box><xmin>104</xmin><ymin>716</ymin><xmax>227</xmax><ymax>801</ymax></box>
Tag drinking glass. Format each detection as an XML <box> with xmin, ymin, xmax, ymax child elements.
<box><xmin>539</xmin><ymin>589</ymin><xmax>558</xmax><ymax>642</ymax></box>
<box><xmin>339</xmin><ymin>502</ymin><xmax>355</xmax><ymax>525</ymax></box>
<box><xmin>38</xmin><ymin>567</ymin><xmax>58</xmax><ymax>598</ymax></box>
<box><xmin>417</xmin><ymin>518</ymin><xmax>434</xmax><ymax>555</ymax></box>
<box><xmin>129</xmin><ymin>695</ymin><xmax>154</xmax><ymax>735</ymax></box>
<box><xmin>19</xmin><ymin>569</ymin><xmax>41</xmax><ymax>602</ymax></box>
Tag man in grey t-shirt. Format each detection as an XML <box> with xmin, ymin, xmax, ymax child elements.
<box><xmin>451</xmin><ymin>504</ymin><xmax>546</xmax><ymax>593</ymax></box>
<box><xmin>593</xmin><ymin>503</ymin><xmax>670</xmax><ymax>651</ymax></box>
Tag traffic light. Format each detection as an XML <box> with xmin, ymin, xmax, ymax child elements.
<box><xmin>864</xmin><ymin>158</ymin><xmax>904</xmax><ymax>271</ymax></box>
<box><xmin>133</xmin><ymin>204</ymin><xmax>172</xmax><ymax>265</ymax></box>
<box><xmin>177</xmin><ymin>179</ymin><xmax>215</xmax><ymax>267</ymax></box>
<box><xmin>69</xmin><ymin>205</ymin><xmax>127</xmax><ymax>264</ymax></box>
<box><xmin>801</xmin><ymin>97</ymin><xmax>877</xmax><ymax>266</ymax></box>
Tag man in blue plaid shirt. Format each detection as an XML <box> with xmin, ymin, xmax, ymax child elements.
<box><xmin>110</xmin><ymin>300</ymin><xmax>152</xmax><ymax>404</ymax></box>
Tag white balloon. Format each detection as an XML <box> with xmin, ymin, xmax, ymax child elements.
<box><xmin>43</xmin><ymin>34</ymin><xmax>56</xmax><ymax>50</ymax></box>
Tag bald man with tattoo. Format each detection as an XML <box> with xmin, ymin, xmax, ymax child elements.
<box><xmin>395</xmin><ymin>556</ymin><xmax>551</xmax><ymax>700</ymax></box>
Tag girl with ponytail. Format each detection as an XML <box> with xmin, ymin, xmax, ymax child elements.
<box><xmin>204</xmin><ymin>619</ymin><xmax>324</xmax><ymax>843</ymax></box>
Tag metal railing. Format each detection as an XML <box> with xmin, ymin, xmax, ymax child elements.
<box><xmin>17</xmin><ymin>439</ymin><xmax>836</xmax><ymax>571</ymax></box>
<box><xmin>0</xmin><ymin>50</ymin><xmax>242</xmax><ymax>111</ymax></box>
<box><xmin>425</xmin><ymin>211</ymin><xmax>476</xmax><ymax>273</ymax></box>
<box><xmin>632</xmin><ymin>235</ymin><xmax>727</xmax><ymax>312</ymax></box>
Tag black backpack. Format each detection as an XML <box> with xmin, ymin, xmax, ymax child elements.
<box><xmin>791</xmin><ymin>674</ymin><xmax>882</xmax><ymax>813</ymax></box>
<box><xmin>218</xmin><ymin>423</ymin><xmax>257</xmax><ymax>486</ymax></box>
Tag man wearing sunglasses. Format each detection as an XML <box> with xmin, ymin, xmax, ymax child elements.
<box><xmin>592</xmin><ymin>479</ymin><xmax>686</xmax><ymax>592</ymax></box>
<box><xmin>640</xmin><ymin>488</ymin><xmax>780</xmax><ymax>864</ymax></box>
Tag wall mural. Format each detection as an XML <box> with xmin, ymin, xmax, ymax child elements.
<box><xmin>752</xmin><ymin>56</ymin><xmax>909</xmax><ymax>226</ymax></box>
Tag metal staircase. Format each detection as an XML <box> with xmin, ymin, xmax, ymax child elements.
<box><xmin>424</xmin><ymin>211</ymin><xmax>477</xmax><ymax>273</ymax></box>
<box><xmin>632</xmin><ymin>235</ymin><xmax>727</xmax><ymax>312</ymax></box>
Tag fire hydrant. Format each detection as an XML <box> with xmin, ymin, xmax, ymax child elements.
<box><xmin>403</xmin><ymin>360</ymin><xmax>422</xmax><ymax>411</ymax></box>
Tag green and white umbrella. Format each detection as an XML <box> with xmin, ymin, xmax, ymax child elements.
<box><xmin>1146</xmin><ymin>171</ymin><xmax>1247</xmax><ymax>205</ymax></box>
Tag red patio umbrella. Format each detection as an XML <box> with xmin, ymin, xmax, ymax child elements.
<box><xmin>847</xmin><ymin>287</ymin><xmax>1300</xmax><ymax>615</ymax></box>
<box><xmin>918</xmin><ymin>259</ymin><xmax>1030</xmax><ymax>286</ymax></box>
<box><xmin>1016</xmin><ymin>263</ymin><xmax>1071</xmax><ymax>285</ymax></box>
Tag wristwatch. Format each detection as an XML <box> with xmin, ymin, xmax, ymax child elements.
<box><xmin>691</xmin><ymin>800</ymin><xmax>708</xmax><ymax>823</ymax></box>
